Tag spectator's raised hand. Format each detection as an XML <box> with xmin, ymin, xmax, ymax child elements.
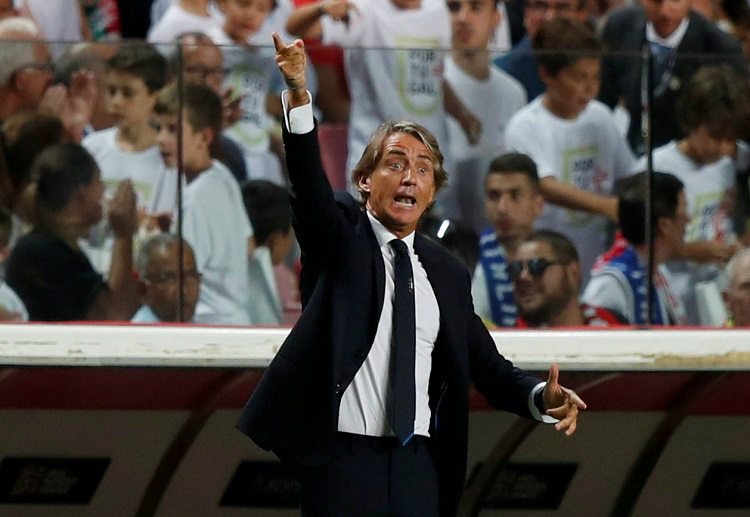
<box><xmin>221</xmin><ymin>87</ymin><xmax>244</xmax><ymax>129</ymax></box>
<box><xmin>65</xmin><ymin>70</ymin><xmax>98</xmax><ymax>140</ymax></box>
<box><xmin>108</xmin><ymin>179</ymin><xmax>137</xmax><ymax>238</ymax></box>
<box><xmin>38</xmin><ymin>70</ymin><xmax>97</xmax><ymax>143</ymax></box>
<box><xmin>319</xmin><ymin>0</ymin><xmax>359</xmax><ymax>23</ymax></box>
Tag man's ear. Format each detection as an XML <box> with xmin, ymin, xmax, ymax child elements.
<box><xmin>656</xmin><ymin>216</ymin><xmax>669</xmax><ymax>238</ymax></box>
<box><xmin>491</xmin><ymin>7</ymin><xmax>502</xmax><ymax>32</ymax></box>
<box><xmin>200</xmin><ymin>126</ymin><xmax>214</xmax><ymax>149</ymax></box>
<box><xmin>11</xmin><ymin>69</ymin><xmax>24</xmax><ymax>92</ymax></box>
<box><xmin>359</xmin><ymin>175</ymin><xmax>371</xmax><ymax>193</ymax></box>
<box><xmin>537</xmin><ymin>65</ymin><xmax>552</xmax><ymax>87</ymax></box>
<box><xmin>533</xmin><ymin>192</ymin><xmax>545</xmax><ymax>217</ymax></box>
<box><xmin>568</xmin><ymin>260</ymin><xmax>581</xmax><ymax>289</ymax></box>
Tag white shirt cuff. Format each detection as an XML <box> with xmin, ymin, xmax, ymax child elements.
<box><xmin>281</xmin><ymin>90</ymin><xmax>314</xmax><ymax>134</ymax></box>
<box><xmin>528</xmin><ymin>381</ymin><xmax>558</xmax><ymax>424</ymax></box>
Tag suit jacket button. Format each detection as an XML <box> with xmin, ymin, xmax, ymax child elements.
<box><xmin>335</xmin><ymin>384</ymin><xmax>343</xmax><ymax>394</ymax></box>
<box><xmin>355</xmin><ymin>350</ymin><xmax>366</xmax><ymax>358</ymax></box>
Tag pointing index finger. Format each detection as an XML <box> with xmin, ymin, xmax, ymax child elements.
<box><xmin>272</xmin><ymin>32</ymin><xmax>286</xmax><ymax>53</ymax></box>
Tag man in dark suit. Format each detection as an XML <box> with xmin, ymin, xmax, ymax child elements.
<box><xmin>236</xmin><ymin>33</ymin><xmax>587</xmax><ymax>516</ymax></box>
<box><xmin>599</xmin><ymin>0</ymin><xmax>746</xmax><ymax>155</ymax></box>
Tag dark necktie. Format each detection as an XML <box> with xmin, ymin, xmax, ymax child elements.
<box><xmin>650</xmin><ymin>41</ymin><xmax>672</xmax><ymax>85</ymax></box>
<box><xmin>389</xmin><ymin>239</ymin><xmax>416</xmax><ymax>445</ymax></box>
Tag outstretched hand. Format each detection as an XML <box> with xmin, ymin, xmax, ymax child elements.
<box><xmin>543</xmin><ymin>364</ymin><xmax>587</xmax><ymax>436</ymax></box>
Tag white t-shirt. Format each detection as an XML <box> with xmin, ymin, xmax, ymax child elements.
<box><xmin>471</xmin><ymin>264</ymin><xmax>491</xmax><ymax>321</ymax></box>
<box><xmin>635</xmin><ymin>140</ymin><xmax>746</xmax><ymax>324</ymax></box>
<box><xmin>17</xmin><ymin>0</ymin><xmax>83</xmax><ymax>58</ymax></box>
<box><xmin>321</xmin><ymin>0</ymin><xmax>451</xmax><ymax>186</ymax></box>
<box><xmin>83</xmin><ymin>127</ymin><xmax>178</xmax><ymax>214</ymax></box>
<box><xmin>505</xmin><ymin>98</ymin><xmax>637</xmax><ymax>282</ymax></box>
<box><xmin>444</xmin><ymin>57</ymin><xmax>526</xmax><ymax>162</ymax></box>
<box><xmin>441</xmin><ymin>58</ymin><xmax>526</xmax><ymax>229</ymax></box>
<box><xmin>147</xmin><ymin>3</ymin><xmax>222</xmax><ymax>43</ymax></box>
<box><xmin>208</xmin><ymin>27</ymin><xmax>285</xmax><ymax>185</ymax></box>
<box><xmin>246</xmin><ymin>245</ymin><xmax>282</xmax><ymax>325</ymax></box>
<box><xmin>182</xmin><ymin>160</ymin><xmax>254</xmax><ymax>325</ymax></box>
<box><xmin>0</xmin><ymin>281</ymin><xmax>28</xmax><ymax>322</ymax></box>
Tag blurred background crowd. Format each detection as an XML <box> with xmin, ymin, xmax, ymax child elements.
<box><xmin>0</xmin><ymin>0</ymin><xmax>748</xmax><ymax>329</ymax></box>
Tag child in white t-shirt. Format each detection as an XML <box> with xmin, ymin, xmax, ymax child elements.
<box><xmin>635</xmin><ymin>65</ymin><xmax>750</xmax><ymax>324</ymax></box>
<box><xmin>207</xmin><ymin>0</ymin><xmax>287</xmax><ymax>185</ymax></box>
<box><xmin>154</xmin><ymin>82</ymin><xmax>255</xmax><ymax>325</ymax></box>
<box><xmin>82</xmin><ymin>42</ymin><xmax>177</xmax><ymax>273</ymax></box>
<box><xmin>148</xmin><ymin>0</ymin><xmax>223</xmax><ymax>43</ymax></box>
<box><xmin>505</xmin><ymin>18</ymin><xmax>636</xmax><ymax>283</ymax></box>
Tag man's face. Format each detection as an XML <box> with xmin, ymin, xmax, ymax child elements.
<box><xmin>15</xmin><ymin>41</ymin><xmax>53</xmax><ymax>108</ymax></box>
<box><xmin>725</xmin><ymin>254</ymin><xmax>750</xmax><ymax>326</ymax></box>
<box><xmin>154</xmin><ymin>111</ymin><xmax>210</xmax><ymax>174</ymax></box>
<box><xmin>484</xmin><ymin>172</ymin><xmax>542</xmax><ymax>244</ymax></box>
<box><xmin>360</xmin><ymin>132</ymin><xmax>436</xmax><ymax>238</ymax></box>
<box><xmin>659</xmin><ymin>190</ymin><xmax>689</xmax><ymax>253</ymax></box>
<box><xmin>142</xmin><ymin>244</ymin><xmax>201</xmax><ymax>322</ymax></box>
<box><xmin>221</xmin><ymin>0</ymin><xmax>274</xmax><ymax>41</ymax></box>
<box><xmin>524</xmin><ymin>0</ymin><xmax>582</xmax><ymax>38</ymax></box>
<box><xmin>105</xmin><ymin>71</ymin><xmax>158</xmax><ymax>130</ymax></box>
<box><xmin>511</xmin><ymin>240</ymin><xmax>577</xmax><ymax>326</ymax></box>
<box><xmin>641</xmin><ymin>0</ymin><xmax>691</xmax><ymax>39</ymax></box>
<box><xmin>541</xmin><ymin>56</ymin><xmax>600</xmax><ymax>119</ymax></box>
<box><xmin>448</xmin><ymin>0</ymin><xmax>500</xmax><ymax>50</ymax></box>
<box><xmin>182</xmin><ymin>43</ymin><xmax>225</xmax><ymax>95</ymax></box>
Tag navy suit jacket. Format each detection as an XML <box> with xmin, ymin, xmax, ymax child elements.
<box><xmin>237</xmin><ymin>124</ymin><xmax>541</xmax><ymax>515</ymax></box>
<box><xmin>599</xmin><ymin>7</ymin><xmax>746</xmax><ymax>154</ymax></box>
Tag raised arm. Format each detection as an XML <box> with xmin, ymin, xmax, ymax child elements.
<box><xmin>540</xmin><ymin>176</ymin><xmax>619</xmax><ymax>222</ymax></box>
<box><xmin>286</xmin><ymin>0</ymin><xmax>359</xmax><ymax>40</ymax></box>
<box><xmin>87</xmin><ymin>180</ymin><xmax>139</xmax><ymax>320</ymax></box>
<box><xmin>272</xmin><ymin>33</ymin><xmax>343</xmax><ymax>269</ymax></box>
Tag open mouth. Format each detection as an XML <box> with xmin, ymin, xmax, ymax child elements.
<box><xmin>394</xmin><ymin>195</ymin><xmax>416</xmax><ymax>207</ymax></box>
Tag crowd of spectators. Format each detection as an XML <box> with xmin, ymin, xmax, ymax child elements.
<box><xmin>0</xmin><ymin>0</ymin><xmax>747</xmax><ymax>328</ymax></box>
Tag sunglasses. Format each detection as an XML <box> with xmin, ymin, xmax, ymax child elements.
<box><xmin>507</xmin><ymin>258</ymin><xmax>568</xmax><ymax>281</ymax></box>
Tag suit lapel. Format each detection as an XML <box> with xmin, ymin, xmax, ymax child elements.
<box><xmin>366</xmin><ymin>214</ymin><xmax>385</xmax><ymax>343</ymax></box>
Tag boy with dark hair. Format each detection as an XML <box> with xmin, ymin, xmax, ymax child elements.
<box><xmin>505</xmin><ymin>17</ymin><xmax>636</xmax><ymax>285</ymax></box>
<box><xmin>154</xmin><ymin>82</ymin><xmax>254</xmax><ymax>325</ymax></box>
<box><xmin>83</xmin><ymin>41</ymin><xmax>176</xmax><ymax>217</ymax></box>
<box><xmin>582</xmin><ymin>172</ymin><xmax>688</xmax><ymax>325</ymax></box>
<box><xmin>471</xmin><ymin>152</ymin><xmax>543</xmax><ymax>327</ymax></box>
<box><xmin>242</xmin><ymin>179</ymin><xmax>294</xmax><ymax>324</ymax></box>
<box><xmin>634</xmin><ymin>65</ymin><xmax>749</xmax><ymax>323</ymax></box>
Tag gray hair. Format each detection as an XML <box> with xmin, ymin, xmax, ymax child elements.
<box><xmin>0</xmin><ymin>17</ymin><xmax>40</xmax><ymax>86</ymax></box>
<box><xmin>136</xmin><ymin>234</ymin><xmax>192</xmax><ymax>277</ymax></box>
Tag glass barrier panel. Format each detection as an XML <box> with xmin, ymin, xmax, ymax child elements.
<box><xmin>0</xmin><ymin>14</ymin><xmax>746</xmax><ymax>333</ymax></box>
